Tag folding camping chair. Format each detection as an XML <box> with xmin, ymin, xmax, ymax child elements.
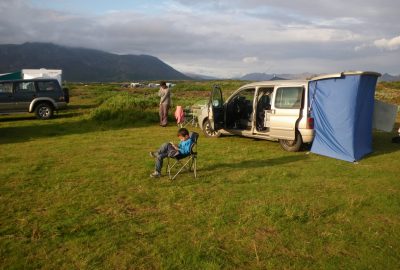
<box><xmin>182</xmin><ymin>106</ymin><xmax>198</xmax><ymax>127</ymax></box>
<box><xmin>166</xmin><ymin>132</ymin><xmax>198</xmax><ymax>180</ymax></box>
<box><xmin>176</xmin><ymin>106</ymin><xmax>198</xmax><ymax>128</ymax></box>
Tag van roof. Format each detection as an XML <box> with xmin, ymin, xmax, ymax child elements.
<box><xmin>239</xmin><ymin>80</ymin><xmax>308</xmax><ymax>89</ymax></box>
<box><xmin>310</xmin><ymin>71</ymin><xmax>381</xmax><ymax>81</ymax></box>
<box><xmin>239</xmin><ymin>71</ymin><xmax>381</xmax><ymax>89</ymax></box>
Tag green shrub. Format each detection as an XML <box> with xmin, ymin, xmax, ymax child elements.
<box><xmin>90</xmin><ymin>93</ymin><xmax>158</xmax><ymax>124</ymax></box>
<box><xmin>95</xmin><ymin>91</ymin><xmax>118</xmax><ymax>105</ymax></box>
<box><xmin>379</xmin><ymin>81</ymin><xmax>400</xmax><ymax>90</ymax></box>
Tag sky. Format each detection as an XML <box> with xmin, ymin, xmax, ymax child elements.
<box><xmin>0</xmin><ymin>0</ymin><xmax>399</xmax><ymax>77</ymax></box>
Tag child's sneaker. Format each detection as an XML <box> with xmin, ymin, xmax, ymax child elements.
<box><xmin>149</xmin><ymin>152</ymin><xmax>158</xmax><ymax>158</ymax></box>
<box><xmin>150</xmin><ymin>171</ymin><xmax>161</xmax><ymax>178</ymax></box>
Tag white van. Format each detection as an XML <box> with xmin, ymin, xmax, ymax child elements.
<box><xmin>197</xmin><ymin>79</ymin><xmax>312</xmax><ymax>151</ymax></box>
<box><xmin>196</xmin><ymin>72</ymin><xmax>380</xmax><ymax>152</ymax></box>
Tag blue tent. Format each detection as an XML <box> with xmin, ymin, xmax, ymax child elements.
<box><xmin>308</xmin><ymin>72</ymin><xmax>380</xmax><ymax>162</ymax></box>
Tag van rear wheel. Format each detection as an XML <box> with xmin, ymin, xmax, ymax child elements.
<box><xmin>279</xmin><ymin>132</ymin><xmax>303</xmax><ymax>152</ymax></box>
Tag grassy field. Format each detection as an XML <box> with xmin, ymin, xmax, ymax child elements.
<box><xmin>1</xmin><ymin>81</ymin><xmax>400</xmax><ymax>269</ymax></box>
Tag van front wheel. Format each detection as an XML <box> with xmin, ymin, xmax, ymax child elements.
<box><xmin>279</xmin><ymin>132</ymin><xmax>303</xmax><ymax>152</ymax></box>
<box><xmin>202</xmin><ymin>119</ymin><xmax>221</xmax><ymax>138</ymax></box>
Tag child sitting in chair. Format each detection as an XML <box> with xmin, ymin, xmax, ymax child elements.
<box><xmin>149</xmin><ymin>128</ymin><xmax>193</xmax><ymax>178</ymax></box>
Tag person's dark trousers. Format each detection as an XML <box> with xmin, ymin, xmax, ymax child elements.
<box><xmin>155</xmin><ymin>143</ymin><xmax>178</xmax><ymax>173</ymax></box>
<box><xmin>159</xmin><ymin>103</ymin><xmax>170</xmax><ymax>126</ymax></box>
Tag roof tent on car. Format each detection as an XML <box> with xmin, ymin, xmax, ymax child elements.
<box><xmin>0</xmin><ymin>69</ymin><xmax>62</xmax><ymax>85</ymax></box>
<box><xmin>308</xmin><ymin>71</ymin><xmax>381</xmax><ymax>162</ymax></box>
<box><xmin>0</xmin><ymin>71</ymin><xmax>22</xmax><ymax>81</ymax></box>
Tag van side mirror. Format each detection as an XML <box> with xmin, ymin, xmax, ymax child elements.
<box><xmin>212</xmin><ymin>100</ymin><xmax>220</xmax><ymax>107</ymax></box>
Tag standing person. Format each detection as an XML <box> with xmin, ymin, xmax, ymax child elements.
<box><xmin>158</xmin><ymin>81</ymin><xmax>171</xmax><ymax>127</ymax></box>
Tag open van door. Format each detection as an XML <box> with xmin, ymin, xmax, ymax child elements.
<box><xmin>268</xmin><ymin>86</ymin><xmax>304</xmax><ymax>141</ymax></box>
<box><xmin>208</xmin><ymin>85</ymin><xmax>224</xmax><ymax>130</ymax></box>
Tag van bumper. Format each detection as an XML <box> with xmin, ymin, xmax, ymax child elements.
<box><xmin>299</xmin><ymin>129</ymin><xmax>314</xmax><ymax>143</ymax></box>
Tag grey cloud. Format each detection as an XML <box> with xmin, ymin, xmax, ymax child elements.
<box><xmin>177</xmin><ymin>0</ymin><xmax>400</xmax><ymax>36</ymax></box>
<box><xmin>0</xmin><ymin>0</ymin><xmax>399</xmax><ymax>77</ymax></box>
<box><xmin>177</xmin><ymin>0</ymin><xmax>399</xmax><ymax>20</ymax></box>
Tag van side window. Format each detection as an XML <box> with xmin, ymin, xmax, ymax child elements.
<box><xmin>0</xmin><ymin>83</ymin><xmax>13</xmax><ymax>93</ymax></box>
<box><xmin>37</xmin><ymin>81</ymin><xmax>56</xmax><ymax>92</ymax></box>
<box><xmin>275</xmin><ymin>87</ymin><xmax>303</xmax><ymax>109</ymax></box>
<box><xmin>15</xmin><ymin>82</ymin><xmax>35</xmax><ymax>92</ymax></box>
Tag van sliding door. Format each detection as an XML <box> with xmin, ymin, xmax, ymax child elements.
<box><xmin>268</xmin><ymin>86</ymin><xmax>304</xmax><ymax>140</ymax></box>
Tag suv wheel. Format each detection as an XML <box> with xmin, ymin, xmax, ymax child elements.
<box><xmin>35</xmin><ymin>103</ymin><xmax>54</xmax><ymax>120</ymax></box>
<box><xmin>202</xmin><ymin>119</ymin><xmax>221</xmax><ymax>138</ymax></box>
<box><xmin>279</xmin><ymin>131</ymin><xmax>303</xmax><ymax>152</ymax></box>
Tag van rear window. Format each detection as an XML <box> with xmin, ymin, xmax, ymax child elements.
<box><xmin>275</xmin><ymin>87</ymin><xmax>303</xmax><ymax>109</ymax></box>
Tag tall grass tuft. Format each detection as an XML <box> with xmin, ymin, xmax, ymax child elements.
<box><xmin>90</xmin><ymin>92</ymin><xmax>158</xmax><ymax>124</ymax></box>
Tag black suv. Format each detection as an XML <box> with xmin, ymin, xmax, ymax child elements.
<box><xmin>0</xmin><ymin>79</ymin><xmax>69</xmax><ymax>119</ymax></box>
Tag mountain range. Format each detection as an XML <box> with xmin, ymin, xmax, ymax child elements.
<box><xmin>0</xmin><ymin>43</ymin><xmax>398</xmax><ymax>82</ymax></box>
<box><xmin>0</xmin><ymin>43</ymin><xmax>190</xmax><ymax>82</ymax></box>
<box><xmin>184</xmin><ymin>73</ymin><xmax>219</xmax><ymax>80</ymax></box>
<box><xmin>379</xmin><ymin>73</ymin><xmax>400</xmax><ymax>82</ymax></box>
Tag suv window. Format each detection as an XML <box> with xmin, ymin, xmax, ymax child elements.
<box><xmin>0</xmin><ymin>83</ymin><xmax>13</xmax><ymax>94</ymax></box>
<box><xmin>37</xmin><ymin>81</ymin><xmax>57</xmax><ymax>92</ymax></box>
<box><xmin>275</xmin><ymin>87</ymin><xmax>303</xmax><ymax>109</ymax></box>
<box><xmin>15</xmin><ymin>81</ymin><xmax>36</xmax><ymax>92</ymax></box>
